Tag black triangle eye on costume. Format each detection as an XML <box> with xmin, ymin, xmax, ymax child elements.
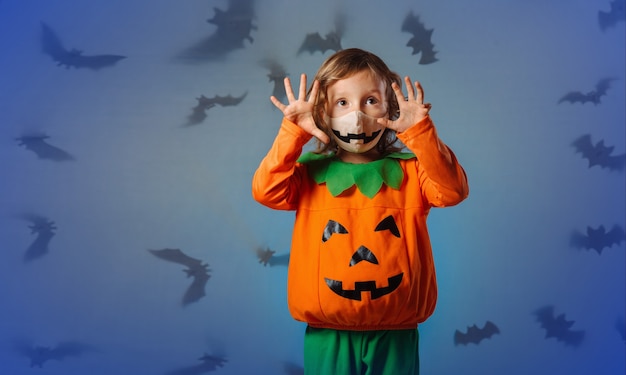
<box><xmin>374</xmin><ymin>215</ymin><xmax>401</xmax><ymax>238</ymax></box>
<box><xmin>322</xmin><ymin>220</ymin><xmax>349</xmax><ymax>242</ymax></box>
<box><xmin>322</xmin><ymin>216</ymin><xmax>401</xmax><ymax>243</ymax></box>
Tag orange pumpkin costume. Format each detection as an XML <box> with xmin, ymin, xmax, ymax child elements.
<box><xmin>252</xmin><ymin>115</ymin><xmax>468</xmax><ymax>331</ymax></box>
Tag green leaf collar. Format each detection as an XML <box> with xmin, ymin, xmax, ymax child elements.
<box><xmin>297</xmin><ymin>152</ymin><xmax>415</xmax><ymax>198</ymax></box>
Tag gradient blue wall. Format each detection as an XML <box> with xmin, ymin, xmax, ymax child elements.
<box><xmin>0</xmin><ymin>1</ymin><xmax>624</xmax><ymax>374</ymax></box>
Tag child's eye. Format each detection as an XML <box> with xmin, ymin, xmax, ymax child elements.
<box><xmin>366</xmin><ymin>97</ymin><xmax>378</xmax><ymax>105</ymax></box>
<box><xmin>337</xmin><ymin>99</ymin><xmax>348</xmax><ymax>106</ymax></box>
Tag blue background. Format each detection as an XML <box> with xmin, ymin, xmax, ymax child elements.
<box><xmin>0</xmin><ymin>0</ymin><xmax>624</xmax><ymax>374</ymax></box>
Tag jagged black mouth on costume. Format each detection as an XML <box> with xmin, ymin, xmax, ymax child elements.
<box><xmin>324</xmin><ymin>273</ymin><xmax>403</xmax><ymax>301</ymax></box>
<box><xmin>332</xmin><ymin>129</ymin><xmax>381</xmax><ymax>143</ymax></box>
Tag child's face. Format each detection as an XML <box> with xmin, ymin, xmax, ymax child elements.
<box><xmin>325</xmin><ymin>70</ymin><xmax>388</xmax><ymax>119</ymax></box>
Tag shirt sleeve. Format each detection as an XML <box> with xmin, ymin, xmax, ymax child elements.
<box><xmin>251</xmin><ymin>118</ymin><xmax>312</xmax><ymax>210</ymax></box>
<box><xmin>397</xmin><ymin>115</ymin><xmax>469</xmax><ymax>207</ymax></box>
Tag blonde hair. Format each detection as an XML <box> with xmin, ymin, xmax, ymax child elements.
<box><xmin>310</xmin><ymin>48</ymin><xmax>404</xmax><ymax>154</ymax></box>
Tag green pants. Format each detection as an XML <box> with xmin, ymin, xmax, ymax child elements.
<box><xmin>304</xmin><ymin>326</ymin><xmax>420</xmax><ymax>375</ymax></box>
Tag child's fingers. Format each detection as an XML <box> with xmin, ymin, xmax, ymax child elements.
<box><xmin>404</xmin><ymin>76</ymin><xmax>415</xmax><ymax>101</ymax></box>
<box><xmin>377</xmin><ymin>117</ymin><xmax>394</xmax><ymax>129</ymax></box>
<box><xmin>269</xmin><ymin>95</ymin><xmax>286</xmax><ymax>111</ymax></box>
<box><xmin>311</xmin><ymin>126</ymin><xmax>330</xmax><ymax>144</ymax></box>
<box><xmin>391</xmin><ymin>82</ymin><xmax>405</xmax><ymax>103</ymax></box>
<box><xmin>308</xmin><ymin>79</ymin><xmax>319</xmax><ymax>103</ymax></box>
<box><xmin>284</xmin><ymin>77</ymin><xmax>296</xmax><ymax>102</ymax></box>
<box><xmin>298</xmin><ymin>73</ymin><xmax>307</xmax><ymax>100</ymax></box>
<box><xmin>414</xmin><ymin>81</ymin><xmax>424</xmax><ymax>104</ymax></box>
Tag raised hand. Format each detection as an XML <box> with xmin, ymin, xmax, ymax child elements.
<box><xmin>270</xmin><ymin>73</ymin><xmax>330</xmax><ymax>144</ymax></box>
<box><xmin>377</xmin><ymin>76</ymin><xmax>431</xmax><ymax>133</ymax></box>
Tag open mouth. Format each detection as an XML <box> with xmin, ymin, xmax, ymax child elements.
<box><xmin>324</xmin><ymin>273</ymin><xmax>403</xmax><ymax>301</ymax></box>
<box><xmin>332</xmin><ymin>129</ymin><xmax>382</xmax><ymax>143</ymax></box>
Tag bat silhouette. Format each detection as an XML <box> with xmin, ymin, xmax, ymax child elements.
<box><xmin>177</xmin><ymin>0</ymin><xmax>255</xmax><ymax>62</ymax></box>
<box><xmin>571</xmin><ymin>134</ymin><xmax>625</xmax><ymax>171</ymax></box>
<box><xmin>558</xmin><ymin>78</ymin><xmax>616</xmax><ymax>105</ymax></box>
<box><xmin>17</xmin><ymin>213</ymin><xmax>57</xmax><ymax>262</ymax></box>
<box><xmin>534</xmin><ymin>305</ymin><xmax>585</xmax><ymax>347</ymax></box>
<box><xmin>14</xmin><ymin>340</ymin><xmax>93</xmax><ymax>368</ymax></box>
<box><xmin>16</xmin><ymin>133</ymin><xmax>75</xmax><ymax>161</ymax></box>
<box><xmin>148</xmin><ymin>248</ymin><xmax>211</xmax><ymax>306</ymax></box>
<box><xmin>297</xmin><ymin>14</ymin><xmax>345</xmax><ymax>55</ymax></box>
<box><xmin>185</xmin><ymin>92</ymin><xmax>248</xmax><ymax>126</ymax></box>
<box><xmin>454</xmin><ymin>321</ymin><xmax>500</xmax><ymax>346</ymax></box>
<box><xmin>259</xmin><ymin>59</ymin><xmax>288</xmax><ymax>102</ymax></box>
<box><xmin>401</xmin><ymin>11</ymin><xmax>438</xmax><ymax>65</ymax></box>
<box><xmin>256</xmin><ymin>247</ymin><xmax>290</xmax><ymax>267</ymax></box>
<box><xmin>166</xmin><ymin>353</ymin><xmax>227</xmax><ymax>375</ymax></box>
<box><xmin>570</xmin><ymin>224</ymin><xmax>625</xmax><ymax>254</ymax></box>
<box><xmin>598</xmin><ymin>0</ymin><xmax>625</xmax><ymax>31</ymax></box>
<box><xmin>40</xmin><ymin>22</ymin><xmax>126</xmax><ymax>70</ymax></box>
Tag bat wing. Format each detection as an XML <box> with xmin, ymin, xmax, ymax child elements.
<box><xmin>269</xmin><ymin>253</ymin><xmax>290</xmax><ymax>267</ymax></box>
<box><xmin>401</xmin><ymin>12</ymin><xmax>438</xmax><ymax>64</ymax></box>
<box><xmin>571</xmin><ymin>134</ymin><xmax>595</xmax><ymax>161</ymax></box>
<box><xmin>418</xmin><ymin>43</ymin><xmax>438</xmax><ymax>64</ymax></box>
<box><xmin>184</xmin><ymin>96</ymin><xmax>216</xmax><ymax>126</ymax></box>
<box><xmin>182</xmin><ymin>270</ymin><xmax>210</xmax><ymax>306</ymax></box>
<box><xmin>534</xmin><ymin>305</ymin><xmax>556</xmax><ymax>329</ymax></box>
<box><xmin>598</xmin><ymin>0</ymin><xmax>626</xmax><ymax>31</ymax></box>
<box><xmin>213</xmin><ymin>92</ymin><xmax>248</xmax><ymax>107</ymax></box>
<box><xmin>256</xmin><ymin>247</ymin><xmax>275</xmax><ymax>266</ymax></box>
<box><xmin>18</xmin><ymin>214</ymin><xmax>56</xmax><ymax>262</ymax></box>
<box><xmin>297</xmin><ymin>32</ymin><xmax>336</xmax><ymax>55</ymax></box>
<box><xmin>401</xmin><ymin>11</ymin><xmax>423</xmax><ymax>34</ymax></box>
<box><xmin>605</xmin><ymin>225</ymin><xmax>626</xmax><ymax>247</ymax></box>
<box><xmin>453</xmin><ymin>329</ymin><xmax>469</xmax><ymax>345</ymax></box>
<box><xmin>13</xmin><ymin>342</ymin><xmax>51</xmax><ymax>368</ymax></box>
<box><xmin>534</xmin><ymin>305</ymin><xmax>584</xmax><ymax>346</ymax></box>
<box><xmin>604</xmin><ymin>153</ymin><xmax>626</xmax><ymax>171</ymax></box>
<box><xmin>197</xmin><ymin>354</ymin><xmax>227</xmax><ymax>371</ymax></box>
<box><xmin>68</xmin><ymin>53</ymin><xmax>126</xmax><ymax>70</ymax></box>
<box><xmin>148</xmin><ymin>248</ymin><xmax>203</xmax><ymax>269</ymax></box>
<box><xmin>259</xmin><ymin>59</ymin><xmax>288</xmax><ymax>100</ymax></box>
<box><xmin>14</xmin><ymin>340</ymin><xmax>91</xmax><ymax>368</ymax></box>
<box><xmin>40</xmin><ymin>22</ymin><xmax>70</xmax><ymax>63</ymax></box>
<box><xmin>595</xmin><ymin>77</ymin><xmax>616</xmax><ymax>96</ymax></box>
<box><xmin>558</xmin><ymin>91</ymin><xmax>589</xmax><ymax>104</ymax></box>
<box><xmin>553</xmin><ymin>321</ymin><xmax>585</xmax><ymax>346</ymax></box>
<box><xmin>16</xmin><ymin>135</ymin><xmax>75</xmax><ymax>161</ymax></box>
<box><xmin>589</xmin><ymin>141</ymin><xmax>625</xmax><ymax>171</ymax></box>
<box><xmin>572</xmin><ymin>134</ymin><xmax>625</xmax><ymax>170</ymax></box>
<box><xmin>483</xmin><ymin>320</ymin><xmax>501</xmax><ymax>338</ymax></box>
<box><xmin>177</xmin><ymin>0</ymin><xmax>255</xmax><ymax>62</ymax></box>
<box><xmin>40</xmin><ymin>22</ymin><xmax>125</xmax><ymax>70</ymax></box>
<box><xmin>271</xmin><ymin>80</ymin><xmax>286</xmax><ymax>101</ymax></box>
<box><xmin>185</xmin><ymin>104</ymin><xmax>210</xmax><ymax>126</ymax></box>
<box><xmin>24</xmin><ymin>231</ymin><xmax>55</xmax><ymax>262</ymax></box>
<box><xmin>454</xmin><ymin>321</ymin><xmax>500</xmax><ymax>346</ymax></box>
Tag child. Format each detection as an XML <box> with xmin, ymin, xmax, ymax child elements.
<box><xmin>252</xmin><ymin>48</ymin><xmax>468</xmax><ymax>375</ymax></box>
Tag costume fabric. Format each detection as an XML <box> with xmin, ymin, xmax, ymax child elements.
<box><xmin>304</xmin><ymin>326</ymin><xmax>420</xmax><ymax>375</ymax></box>
<box><xmin>252</xmin><ymin>116</ymin><xmax>468</xmax><ymax>331</ymax></box>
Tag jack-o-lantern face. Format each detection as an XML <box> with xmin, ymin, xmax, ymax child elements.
<box><xmin>320</xmin><ymin>215</ymin><xmax>404</xmax><ymax>301</ymax></box>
